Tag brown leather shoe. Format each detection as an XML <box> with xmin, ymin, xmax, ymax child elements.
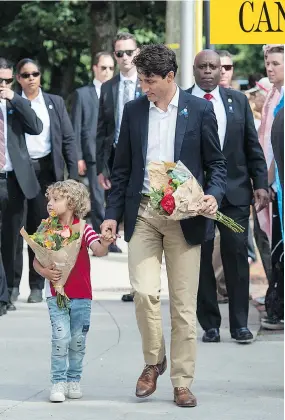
<box><xmin>135</xmin><ymin>356</ymin><xmax>167</xmax><ymax>398</ymax></box>
<box><xmin>174</xmin><ymin>387</ymin><xmax>197</xmax><ymax>407</ymax></box>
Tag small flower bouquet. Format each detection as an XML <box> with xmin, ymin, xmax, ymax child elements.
<box><xmin>20</xmin><ymin>212</ymin><xmax>86</xmax><ymax>308</ymax></box>
<box><xmin>143</xmin><ymin>161</ymin><xmax>244</xmax><ymax>233</ymax></box>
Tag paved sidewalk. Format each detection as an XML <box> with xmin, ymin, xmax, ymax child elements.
<box><xmin>0</xmin><ymin>240</ymin><xmax>283</xmax><ymax>419</ymax></box>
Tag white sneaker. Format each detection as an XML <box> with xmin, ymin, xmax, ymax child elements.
<box><xmin>50</xmin><ymin>382</ymin><xmax>67</xmax><ymax>402</ymax></box>
<box><xmin>67</xmin><ymin>382</ymin><xmax>83</xmax><ymax>399</ymax></box>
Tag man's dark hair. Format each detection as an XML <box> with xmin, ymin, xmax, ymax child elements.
<box><xmin>0</xmin><ymin>57</ymin><xmax>13</xmax><ymax>70</ymax></box>
<box><xmin>16</xmin><ymin>58</ymin><xmax>40</xmax><ymax>74</ymax></box>
<box><xmin>92</xmin><ymin>51</ymin><xmax>113</xmax><ymax>66</ymax></box>
<box><xmin>267</xmin><ymin>45</ymin><xmax>284</xmax><ymax>55</ymax></box>
<box><xmin>112</xmin><ymin>32</ymin><xmax>137</xmax><ymax>50</ymax></box>
<box><xmin>133</xmin><ymin>44</ymin><xmax>178</xmax><ymax>78</ymax></box>
<box><xmin>216</xmin><ymin>50</ymin><xmax>233</xmax><ymax>59</ymax></box>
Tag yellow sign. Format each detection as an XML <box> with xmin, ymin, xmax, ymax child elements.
<box><xmin>166</xmin><ymin>43</ymin><xmax>180</xmax><ymax>50</ymax></box>
<box><xmin>210</xmin><ymin>0</ymin><xmax>285</xmax><ymax>44</ymax></box>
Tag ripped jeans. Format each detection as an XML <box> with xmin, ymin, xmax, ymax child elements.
<box><xmin>47</xmin><ymin>297</ymin><xmax>91</xmax><ymax>384</ymax></box>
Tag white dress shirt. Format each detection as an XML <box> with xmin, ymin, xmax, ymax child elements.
<box><xmin>143</xmin><ymin>86</ymin><xmax>179</xmax><ymax>193</ymax></box>
<box><xmin>93</xmin><ymin>78</ymin><xmax>102</xmax><ymax>99</ymax></box>
<box><xmin>192</xmin><ymin>84</ymin><xmax>227</xmax><ymax>150</ymax></box>
<box><xmin>0</xmin><ymin>99</ymin><xmax>13</xmax><ymax>172</ymax></box>
<box><xmin>22</xmin><ymin>88</ymin><xmax>51</xmax><ymax>159</ymax></box>
<box><xmin>115</xmin><ymin>71</ymin><xmax>137</xmax><ymax>143</ymax></box>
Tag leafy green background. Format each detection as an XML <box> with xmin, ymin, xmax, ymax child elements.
<box><xmin>0</xmin><ymin>1</ymin><xmax>265</xmax><ymax>99</ymax></box>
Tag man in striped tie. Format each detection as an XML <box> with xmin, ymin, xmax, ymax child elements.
<box><xmin>0</xmin><ymin>57</ymin><xmax>43</xmax><ymax>315</ymax></box>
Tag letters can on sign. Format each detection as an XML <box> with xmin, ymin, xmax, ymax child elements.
<box><xmin>210</xmin><ymin>0</ymin><xmax>285</xmax><ymax>44</ymax></box>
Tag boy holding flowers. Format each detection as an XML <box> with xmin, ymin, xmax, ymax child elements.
<box><xmin>33</xmin><ymin>180</ymin><xmax>114</xmax><ymax>402</ymax></box>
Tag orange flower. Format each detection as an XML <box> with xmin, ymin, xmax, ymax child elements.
<box><xmin>163</xmin><ymin>186</ymin><xmax>174</xmax><ymax>195</ymax></box>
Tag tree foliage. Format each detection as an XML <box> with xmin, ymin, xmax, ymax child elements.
<box><xmin>0</xmin><ymin>1</ymin><xmax>166</xmax><ymax>98</ymax></box>
<box><xmin>0</xmin><ymin>1</ymin><xmax>265</xmax><ymax>97</ymax></box>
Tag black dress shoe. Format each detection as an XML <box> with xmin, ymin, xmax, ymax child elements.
<box><xmin>121</xmin><ymin>293</ymin><xmax>134</xmax><ymax>302</ymax></box>
<box><xmin>10</xmin><ymin>287</ymin><xmax>20</xmax><ymax>303</ymax></box>
<box><xmin>202</xmin><ymin>328</ymin><xmax>220</xmax><ymax>343</ymax></box>
<box><xmin>231</xmin><ymin>327</ymin><xmax>253</xmax><ymax>344</ymax></box>
<box><xmin>7</xmin><ymin>301</ymin><xmax>16</xmax><ymax>311</ymax></box>
<box><xmin>27</xmin><ymin>289</ymin><xmax>43</xmax><ymax>303</ymax></box>
<box><xmin>0</xmin><ymin>301</ymin><xmax>7</xmax><ymax>316</ymax></box>
<box><xmin>108</xmin><ymin>243</ymin><xmax>122</xmax><ymax>253</ymax></box>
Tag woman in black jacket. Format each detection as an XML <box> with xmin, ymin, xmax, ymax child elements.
<box><xmin>3</xmin><ymin>58</ymin><xmax>78</xmax><ymax>306</ymax></box>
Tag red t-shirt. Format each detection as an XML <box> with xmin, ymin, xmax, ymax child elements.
<box><xmin>45</xmin><ymin>219</ymin><xmax>100</xmax><ymax>299</ymax></box>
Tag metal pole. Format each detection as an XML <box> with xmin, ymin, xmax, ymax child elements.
<box><xmin>180</xmin><ymin>0</ymin><xmax>195</xmax><ymax>89</ymax></box>
<box><xmin>204</xmin><ymin>0</ymin><xmax>215</xmax><ymax>50</ymax></box>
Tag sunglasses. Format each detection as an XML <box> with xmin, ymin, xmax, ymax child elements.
<box><xmin>20</xmin><ymin>72</ymin><xmax>41</xmax><ymax>79</ymax></box>
<box><xmin>0</xmin><ymin>77</ymin><xmax>13</xmax><ymax>84</ymax></box>
<box><xmin>100</xmin><ymin>66</ymin><xmax>114</xmax><ymax>71</ymax></box>
<box><xmin>222</xmin><ymin>65</ymin><xmax>233</xmax><ymax>71</ymax></box>
<box><xmin>114</xmin><ymin>50</ymin><xmax>136</xmax><ymax>58</ymax></box>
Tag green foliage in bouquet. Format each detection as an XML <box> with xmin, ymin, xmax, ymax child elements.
<box><xmin>29</xmin><ymin>213</ymin><xmax>80</xmax><ymax>251</ymax></box>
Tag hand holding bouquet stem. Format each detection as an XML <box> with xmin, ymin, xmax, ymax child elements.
<box><xmin>144</xmin><ymin>161</ymin><xmax>245</xmax><ymax>233</ymax></box>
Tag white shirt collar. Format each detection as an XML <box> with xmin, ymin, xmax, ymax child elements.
<box><xmin>149</xmin><ymin>85</ymin><xmax>179</xmax><ymax>110</ymax></box>
<box><xmin>120</xmin><ymin>71</ymin><xmax>137</xmax><ymax>84</ymax></box>
<box><xmin>193</xmin><ymin>84</ymin><xmax>220</xmax><ymax>100</ymax></box>
<box><xmin>22</xmin><ymin>87</ymin><xmax>44</xmax><ymax>104</ymax></box>
<box><xmin>93</xmin><ymin>79</ymin><xmax>102</xmax><ymax>89</ymax></box>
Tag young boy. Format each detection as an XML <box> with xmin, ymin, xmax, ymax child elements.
<box><xmin>33</xmin><ymin>180</ymin><xmax>114</xmax><ymax>403</ymax></box>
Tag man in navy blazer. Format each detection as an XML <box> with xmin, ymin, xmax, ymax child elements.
<box><xmin>101</xmin><ymin>45</ymin><xmax>227</xmax><ymax>407</ymax></box>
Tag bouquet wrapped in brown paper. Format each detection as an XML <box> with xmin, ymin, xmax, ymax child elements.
<box><xmin>20</xmin><ymin>214</ymin><xmax>86</xmax><ymax>307</ymax></box>
<box><xmin>143</xmin><ymin>161</ymin><xmax>244</xmax><ymax>232</ymax></box>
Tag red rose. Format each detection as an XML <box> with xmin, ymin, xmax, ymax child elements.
<box><xmin>160</xmin><ymin>194</ymin><xmax>175</xmax><ymax>215</ymax></box>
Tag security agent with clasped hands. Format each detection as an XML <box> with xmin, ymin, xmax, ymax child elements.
<box><xmin>0</xmin><ymin>57</ymin><xmax>43</xmax><ymax>316</ymax></box>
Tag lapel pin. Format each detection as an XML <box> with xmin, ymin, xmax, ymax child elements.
<box><xmin>49</xmin><ymin>104</ymin><xmax>53</xmax><ymax>109</ymax></box>
<box><xmin>8</xmin><ymin>109</ymin><xmax>14</xmax><ymax>115</ymax></box>
<box><xmin>179</xmin><ymin>108</ymin><xmax>188</xmax><ymax>118</ymax></box>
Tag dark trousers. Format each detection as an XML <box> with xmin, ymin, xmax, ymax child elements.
<box><xmin>1</xmin><ymin>155</ymin><xmax>55</xmax><ymax>292</ymax></box>
<box><xmin>0</xmin><ymin>178</ymin><xmax>9</xmax><ymax>303</ymax></box>
<box><xmin>86</xmin><ymin>163</ymin><xmax>105</xmax><ymax>233</ymax></box>
<box><xmin>197</xmin><ymin>203</ymin><xmax>250</xmax><ymax>332</ymax></box>
<box><xmin>265</xmin><ymin>199</ymin><xmax>284</xmax><ymax>320</ymax></box>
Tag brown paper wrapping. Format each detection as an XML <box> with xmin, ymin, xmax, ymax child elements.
<box><xmin>143</xmin><ymin>161</ymin><xmax>205</xmax><ymax>221</ymax></box>
<box><xmin>20</xmin><ymin>220</ymin><xmax>86</xmax><ymax>295</ymax></box>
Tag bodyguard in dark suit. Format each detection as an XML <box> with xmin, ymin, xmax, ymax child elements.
<box><xmin>96</xmin><ymin>32</ymin><xmax>142</xmax><ymax>298</ymax></box>
<box><xmin>1</xmin><ymin>58</ymin><xmax>78</xmax><ymax>305</ymax></box>
<box><xmin>0</xmin><ymin>57</ymin><xmax>43</xmax><ymax>314</ymax></box>
<box><xmin>71</xmin><ymin>52</ymin><xmax>114</xmax><ymax>233</ymax></box>
<box><xmin>101</xmin><ymin>45</ymin><xmax>227</xmax><ymax>406</ymax></box>
<box><xmin>96</xmin><ymin>32</ymin><xmax>142</xmax><ymax>188</ymax></box>
<box><xmin>188</xmin><ymin>50</ymin><xmax>269</xmax><ymax>343</ymax></box>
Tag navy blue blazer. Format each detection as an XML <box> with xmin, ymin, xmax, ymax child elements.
<box><xmin>105</xmin><ymin>89</ymin><xmax>227</xmax><ymax>245</ymax></box>
<box><xmin>187</xmin><ymin>86</ymin><xmax>268</xmax><ymax>206</ymax></box>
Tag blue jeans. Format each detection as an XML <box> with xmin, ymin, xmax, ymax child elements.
<box><xmin>47</xmin><ymin>297</ymin><xmax>91</xmax><ymax>384</ymax></box>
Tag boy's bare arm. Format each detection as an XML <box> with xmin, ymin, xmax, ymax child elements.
<box><xmin>90</xmin><ymin>238</ymin><xmax>111</xmax><ymax>257</ymax></box>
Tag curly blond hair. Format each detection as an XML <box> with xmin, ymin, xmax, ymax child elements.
<box><xmin>46</xmin><ymin>180</ymin><xmax>91</xmax><ymax>218</ymax></box>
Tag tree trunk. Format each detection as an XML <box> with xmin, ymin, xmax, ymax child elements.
<box><xmin>90</xmin><ymin>1</ymin><xmax>118</xmax><ymax>57</ymax></box>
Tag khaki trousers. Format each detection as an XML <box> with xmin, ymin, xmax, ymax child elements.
<box><xmin>128</xmin><ymin>198</ymin><xmax>201</xmax><ymax>388</ymax></box>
